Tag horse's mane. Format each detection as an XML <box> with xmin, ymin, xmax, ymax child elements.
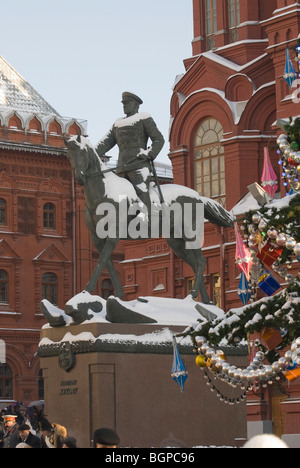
<box><xmin>70</xmin><ymin>135</ymin><xmax>107</xmax><ymax>174</ymax></box>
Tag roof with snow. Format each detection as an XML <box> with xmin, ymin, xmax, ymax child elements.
<box><xmin>0</xmin><ymin>55</ymin><xmax>60</xmax><ymax>116</ymax></box>
<box><xmin>0</xmin><ymin>55</ymin><xmax>88</xmax><ymax>135</ymax></box>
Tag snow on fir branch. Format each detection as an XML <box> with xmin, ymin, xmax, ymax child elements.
<box><xmin>187</xmin><ymin>279</ymin><xmax>299</xmax><ymax>348</ymax></box>
<box><xmin>181</xmin><ymin>194</ymin><xmax>300</xmax><ymax>363</ymax></box>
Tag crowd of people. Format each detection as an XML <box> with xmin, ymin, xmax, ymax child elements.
<box><xmin>0</xmin><ymin>402</ymin><xmax>290</xmax><ymax>449</ymax></box>
<box><xmin>0</xmin><ymin>403</ymin><xmax>120</xmax><ymax>448</ymax></box>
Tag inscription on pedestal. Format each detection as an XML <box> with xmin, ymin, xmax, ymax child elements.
<box><xmin>59</xmin><ymin>380</ymin><xmax>78</xmax><ymax>396</ymax></box>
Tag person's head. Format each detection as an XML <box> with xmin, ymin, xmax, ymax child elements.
<box><xmin>62</xmin><ymin>436</ymin><xmax>77</xmax><ymax>448</ymax></box>
<box><xmin>121</xmin><ymin>92</ymin><xmax>143</xmax><ymax>117</ymax></box>
<box><xmin>93</xmin><ymin>428</ymin><xmax>120</xmax><ymax>448</ymax></box>
<box><xmin>3</xmin><ymin>415</ymin><xmax>17</xmax><ymax>429</ymax></box>
<box><xmin>39</xmin><ymin>418</ymin><xmax>53</xmax><ymax>437</ymax></box>
<box><xmin>18</xmin><ymin>423</ymin><xmax>31</xmax><ymax>441</ymax></box>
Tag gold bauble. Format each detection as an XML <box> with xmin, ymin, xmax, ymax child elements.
<box><xmin>195</xmin><ymin>355</ymin><xmax>207</xmax><ymax>368</ymax></box>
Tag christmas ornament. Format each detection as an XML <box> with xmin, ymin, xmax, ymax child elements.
<box><xmin>261</xmin><ymin>147</ymin><xmax>278</xmax><ymax>198</ymax></box>
<box><xmin>256</xmin><ymin>241</ymin><xmax>283</xmax><ymax>267</ymax></box>
<box><xmin>193</xmin><ymin>335</ymin><xmax>300</xmax><ymax>399</ymax></box>
<box><xmin>258</xmin><ymin>218</ymin><xmax>268</xmax><ymax>232</ymax></box>
<box><xmin>171</xmin><ymin>336</ymin><xmax>188</xmax><ymax>392</ymax></box>
<box><xmin>267</xmin><ymin>228</ymin><xmax>278</xmax><ymax>240</ymax></box>
<box><xmin>276</xmin><ymin>233</ymin><xmax>287</xmax><ymax>247</ymax></box>
<box><xmin>284</xmin><ymin>368</ymin><xmax>300</xmax><ymax>382</ymax></box>
<box><xmin>276</xmin><ymin>119</ymin><xmax>300</xmax><ymax>193</ymax></box>
<box><xmin>286</xmin><ymin>237</ymin><xmax>297</xmax><ymax>250</ymax></box>
<box><xmin>294</xmin><ymin>243</ymin><xmax>300</xmax><ymax>257</ymax></box>
<box><xmin>259</xmin><ymin>327</ymin><xmax>283</xmax><ymax>351</ymax></box>
<box><xmin>195</xmin><ymin>355</ymin><xmax>206</xmax><ymax>368</ymax></box>
<box><xmin>238</xmin><ymin>272</ymin><xmax>252</xmax><ymax>306</ymax></box>
<box><xmin>252</xmin><ymin>213</ymin><xmax>261</xmax><ymax>225</ymax></box>
<box><xmin>283</xmin><ymin>48</ymin><xmax>297</xmax><ymax>88</ymax></box>
<box><xmin>235</xmin><ymin>223</ymin><xmax>253</xmax><ymax>281</ymax></box>
<box><xmin>258</xmin><ymin>271</ymin><xmax>281</xmax><ymax>296</ymax></box>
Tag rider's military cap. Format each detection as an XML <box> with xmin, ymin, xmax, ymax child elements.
<box><xmin>122</xmin><ymin>91</ymin><xmax>143</xmax><ymax>105</ymax></box>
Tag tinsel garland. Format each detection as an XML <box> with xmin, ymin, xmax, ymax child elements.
<box><xmin>277</xmin><ymin>117</ymin><xmax>300</xmax><ymax>193</ymax></box>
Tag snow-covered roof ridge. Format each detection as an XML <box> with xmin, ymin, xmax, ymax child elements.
<box><xmin>174</xmin><ymin>49</ymin><xmax>269</xmax><ymax>90</ymax></box>
<box><xmin>0</xmin><ymin>55</ymin><xmax>60</xmax><ymax>117</ymax></box>
<box><xmin>177</xmin><ymin>87</ymin><xmax>248</xmax><ymax>125</ymax></box>
<box><xmin>231</xmin><ymin>191</ymin><xmax>298</xmax><ymax>217</ymax></box>
<box><xmin>202</xmin><ymin>50</ymin><xmax>268</xmax><ymax>73</ymax></box>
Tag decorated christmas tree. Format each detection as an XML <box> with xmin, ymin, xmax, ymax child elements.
<box><xmin>180</xmin><ymin>119</ymin><xmax>300</xmax><ymax>401</ymax></box>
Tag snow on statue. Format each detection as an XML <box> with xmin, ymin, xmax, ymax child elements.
<box><xmin>41</xmin><ymin>92</ymin><xmax>234</xmax><ymax>326</ymax></box>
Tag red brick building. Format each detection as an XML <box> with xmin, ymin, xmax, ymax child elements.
<box><xmin>123</xmin><ymin>0</ymin><xmax>299</xmax><ymax>308</ymax></box>
<box><xmin>0</xmin><ymin>56</ymin><xmax>172</xmax><ymax>407</ymax></box>
<box><xmin>166</xmin><ymin>0</ymin><xmax>299</xmax><ymax>446</ymax></box>
<box><xmin>121</xmin><ymin>0</ymin><xmax>300</xmax><ymax>444</ymax></box>
<box><xmin>1</xmin><ymin>0</ymin><xmax>300</xmax><ymax>445</ymax></box>
<box><xmin>0</xmin><ymin>55</ymin><xmax>128</xmax><ymax>407</ymax></box>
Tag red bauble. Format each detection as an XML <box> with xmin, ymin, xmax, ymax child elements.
<box><xmin>288</xmin><ymin>157</ymin><xmax>299</xmax><ymax>167</ymax></box>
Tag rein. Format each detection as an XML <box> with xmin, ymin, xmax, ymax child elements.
<box><xmin>83</xmin><ymin>154</ymin><xmax>144</xmax><ymax>179</ymax></box>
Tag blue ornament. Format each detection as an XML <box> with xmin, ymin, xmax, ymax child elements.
<box><xmin>171</xmin><ymin>337</ymin><xmax>188</xmax><ymax>393</ymax></box>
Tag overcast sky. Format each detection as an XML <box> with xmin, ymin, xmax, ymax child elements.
<box><xmin>1</xmin><ymin>0</ymin><xmax>193</xmax><ymax>164</ymax></box>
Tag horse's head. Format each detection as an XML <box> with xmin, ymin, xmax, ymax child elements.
<box><xmin>64</xmin><ymin>135</ymin><xmax>91</xmax><ymax>186</ymax></box>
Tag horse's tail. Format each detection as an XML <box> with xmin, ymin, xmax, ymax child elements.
<box><xmin>200</xmin><ymin>197</ymin><xmax>235</xmax><ymax>228</ymax></box>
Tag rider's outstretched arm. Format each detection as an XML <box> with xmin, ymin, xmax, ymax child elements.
<box><xmin>96</xmin><ymin>126</ymin><xmax>117</xmax><ymax>157</ymax></box>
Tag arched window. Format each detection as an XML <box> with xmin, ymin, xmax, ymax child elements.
<box><xmin>43</xmin><ymin>203</ymin><xmax>56</xmax><ymax>229</ymax></box>
<box><xmin>0</xmin><ymin>364</ymin><xmax>13</xmax><ymax>399</ymax></box>
<box><xmin>194</xmin><ymin>118</ymin><xmax>226</xmax><ymax>207</ymax></box>
<box><xmin>0</xmin><ymin>199</ymin><xmax>7</xmax><ymax>225</ymax></box>
<box><xmin>228</xmin><ymin>0</ymin><xmax>240</xmax><ymax>43</ymax></box>
<box><xmin>42</xmin><ymin>273</ymin><xmax>58</xmax><ymax>305</ymax></box>
<box><xmin>101</xmin><ymin>279</ymin><xmax>114</xmax><ymax>300</ymax></box>
<box><xmin>0</xmin><ymin>270</ymin><xmax>8</xmax><ymax>303</ymax></box>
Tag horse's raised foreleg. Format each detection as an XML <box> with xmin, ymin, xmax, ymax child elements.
<box><xmin>85</xmin><ymin>238</ymin><xmax>119</xmax><ymax>294</ymax></box>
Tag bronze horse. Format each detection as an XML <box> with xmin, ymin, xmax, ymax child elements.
<box><xmin>65</xmin><ymin>135</ymin><xmax>234</xmax><ymax>303</ymax></box>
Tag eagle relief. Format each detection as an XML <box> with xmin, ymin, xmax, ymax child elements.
<box><xmin>58</xmin><ymin>342</ymin><xmax>75</xmax><ymax>373</ymax></box>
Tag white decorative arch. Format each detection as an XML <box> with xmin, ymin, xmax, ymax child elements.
<box><xmin>4</xmin><ymin>110</ymin><xmax>25</xmax><ymax>129</ymax></box>
<box><xmin>65</xmin><ymin>118</ymin><xmax>85</xmax><ymax>136</ymax></box>
<box><xmin>24</xmin><ymin>113</ymin><xmax>45</xmax><ymax>132</ymax></box>
<box><xmin>44</xmin><ymin>115</ymin><xmax>65</xmax><ymax>134</ymax></box>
